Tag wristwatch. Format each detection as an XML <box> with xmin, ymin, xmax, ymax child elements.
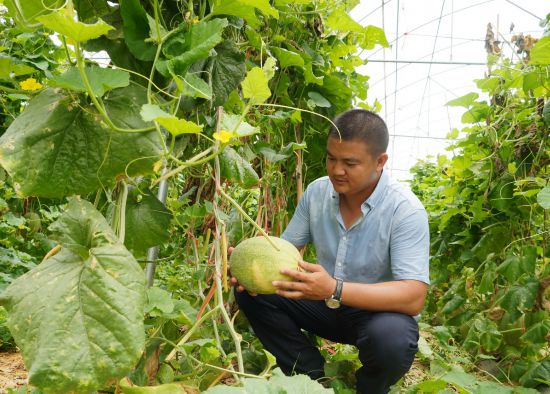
<box><xmin>325</xmin><ymin>278</ymin><xmax>343</xmax><ymax>309</ymax></box>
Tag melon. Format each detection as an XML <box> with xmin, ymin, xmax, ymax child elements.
<box><xmin>229</xmin><ymin>236</ymin><xmax>301</xmax><ymax>294</ymax></box>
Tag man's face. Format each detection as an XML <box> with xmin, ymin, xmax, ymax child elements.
<box><xmin>326</xmin><ymin>137</ymin><xmax>388</xmax><ymax>197</ymax></box>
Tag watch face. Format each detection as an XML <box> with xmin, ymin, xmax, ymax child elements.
<box><xmin>325</xmin><ymin>298</ymin><xmax>341</xmax><ymax>309</ymax></box>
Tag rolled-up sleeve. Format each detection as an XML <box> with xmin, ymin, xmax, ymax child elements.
<box><xmin>390</xmin><ymin>208</ymin><xmax>430</xmax><ymax>284</ymax></box>
<box><xmin>281</xmin><ymin>187</ymin><xmax>312</xmax><ymax>247</ymax></box>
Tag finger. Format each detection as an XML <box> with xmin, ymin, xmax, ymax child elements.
<box><xmin>228</xmin><ymin>246</ymin><xmax>234</xmax><ymax>256</ymax></box>
<box><xmin>279</xmin><ymin>268</ymin><xmax>308</xmax><ymax>280</ymax></box>
<box><xmin>299</xmin><ymin>260</ymin><xmax>323</xmax><ymax>272</ymax></box>
<box><xmin>279</xmin><ymin>269</ymin><xmax>311</xmax><ymax>282</ymax></box>
<box><xmin>273</xmin><ymin>280</ymin><xmax>305</xmax><ymax>292</ymax></box>
<box><xmin>276</xmin><ymin>289</ymin><xmax>304</xmax><ymax>299</ymax></box>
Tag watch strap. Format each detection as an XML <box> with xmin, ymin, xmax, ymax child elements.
<box><xmin>333</xmin><ymin>278</ymin><xmax>343</xmax><ymax>301</ymax></box>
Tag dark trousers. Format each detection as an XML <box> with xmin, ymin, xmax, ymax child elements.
<box><xmin>235</xmin><ymin>290</ymin><xmax>419</xmax><ymax>394</ymax></box>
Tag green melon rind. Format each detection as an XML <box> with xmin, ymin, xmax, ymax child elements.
<box><xmin>230</xmin><ymin>236</ymin><xmax>301</xmax><ymax>294</ymax></box>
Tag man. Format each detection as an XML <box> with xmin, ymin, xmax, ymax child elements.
<box><xmin>233</xmin><ymin>109</ymin><xmax>430</xmax><ymax>394</ymax></box>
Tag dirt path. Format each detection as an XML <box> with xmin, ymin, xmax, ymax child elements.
<box><xmin>0</xmin><ymin>352</ymin><xmax>27</xmax><ymax>393</ymax></box>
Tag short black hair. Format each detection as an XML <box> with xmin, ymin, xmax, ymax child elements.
<box><xmin>328</xmin><ymin>109</ymin><xmax>389</xmax><ymax>156</ymax></box>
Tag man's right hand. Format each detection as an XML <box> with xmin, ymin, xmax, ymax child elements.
<box><xmin>228</xmin><ymin>246</ymin><xmax>257</xmax><ymax>296</ymax></box>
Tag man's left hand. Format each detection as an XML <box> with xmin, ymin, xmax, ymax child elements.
<box><xmin>273</xmin><ymin>261</ymin><xmax>336</xmax><ymax>300</ymax></box>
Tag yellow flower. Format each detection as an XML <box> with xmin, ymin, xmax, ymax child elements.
<box><xmin>19</xmin><ymin>78</ymin><xmax>43</xmax><ymax>91</ymax></box>
<box><xmin>192</xmin><ymin>16</ymin><xmax>200</xmax><ymax>24</ymax></box>
<box><xmin>213</xmin><ymin>129</ymin><xmax>235</xmax><ymax>143</ymax></box>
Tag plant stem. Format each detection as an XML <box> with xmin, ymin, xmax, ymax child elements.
<box><xmin>165</xmin><ymin>305</ymin><xmax>221</xmax><ymax>362</ymax></box>
<box><xmin>218</xmin><ymin>188</ymin><xmax>280</xmax><ymax>251</ymax></box>
<box><xmin>152</xmin><ymin>147</ymin><xmax>222</xmax><ymax>185</ymax></box>
<box><xmin>212</xmin><ymin>108</ymin><xmax>245</xmax><ymax>377</ymax></box>
<box><xmin>74</xmin><ymin>43</ymin><xmax>155</xmax><ymax>134</ymax></box>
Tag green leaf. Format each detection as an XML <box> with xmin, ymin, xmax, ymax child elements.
<box><xmin>441</xmin><ymin>366</ymin><xmax>477</xmax><ymax>391</ymax></box>
<box><xmin>461</xmin><ymin>102</ymin><xmax>490</xmax><ymax>123</ymax></box>
<box><xmin>3</xmin><ymin>0</ymin><xmax>64</xmax><ymax>25</ymax></box>
<box><xmin>0</xmin><ymin>86</ymin><xmax>163</xmax><ymax>198</ymax></box>
<box><xmin>477</xmin><ymin>319</ymin><xmax>502</xmax><ymax>352</ymax></box>
<box><xmin>206</xmin><ymin>41</ymin><xmax>246</xmax><ymax>106</ymax></box>
<box><xmin>49</xmin><ymin>65</ymin><xmax>130</xmax><ymax>96</ymax></box>
<box><xmin>145</xmin><ymin>287</ymin><xmax>175</xmax><ymax>315</ymax></box>
<box><xmin>271</xmin><ymin>47</ymin><xmax>305</xmax><ymax>69</ymax></box>
<box><xmin>167</xmin><ymin>19</ymin><xmax>228</xmax><ymax>77</ymax></box>
<box><xmin>361</xmin><ymin>25</ymin><xmax>389</xmax><ymax>49</ymax></box>
<box><xmin>156</xmin><ymin>117</ymin><xmax>203</xmax><ymax>136</ymax></box>
<box><xmin>496</xmin><ymin>256</ymin><xmax>523</xmax><ymax>283</ymax></box>
<box><xmin>530</xmin><ymin>36</ymin><xmax>550</xmax><ymax>65</ymax></box>
<box><xmin>181</xmin><ymin>74</ymin><xmax>212</xmax><ymax>100</ymax></box>
<box><xmin>0</xmin><ymin>198</ymin><xmax>145</xmax><ymax>393</ymax></box>
<box><xmin>219</xmin><ymin>147</ymin><xmax>259</xmax><ymax>189</ymax></box>
<box><xmin>307</xmin><ymin>91</ymin><xmax>331</xmax><ymax>108</ymax></box>
<box><xmin>446</xmin><ymin>92</ymin><xmax>479</xmax><ymax>108</ymax></box>
<box><xmin>0</xmin><ymin>54</ymin><xmax>35</xmax><ymax>78</ymax></box>
<box><xmin>120</xmin><ymin>379</ymin><xmax>188</xmax><ymax>393</ymax></box>
<box><xmin>519</xmin><ymin>360</ymin><xmax>550</xmax><ymax>387</ymax></box>
<box><xmin>537</xmin><ymin>186</ymin><xmax>550</xmax><ymax>209</ymax></box>
<box><xmin>441</xmin><ymin>294</ymin><xmax>464</xmax><ymax>315</ymax></box>
<box><xmin>414</xmin><ymin>379</ymin><xmax>448</xmax><ymax>392</ymax></box>
<box><xmin>124</xmin><ymin>187</ymin><xmax>172</xmax><ymax>255</ymax></box>
<box><xmin>221</xmin><ymin>114</ymin><xmax>258</xmax><ymax>137</ymax></box>
<box><xmin>475</xmin><ymin>77</ymin><xmax>500</xmax><ymax>93</ymax></box>
<box><xmin>120</xmin><ymin>0</ymin><xmax>157</xmax><ymax>61</ymax></box>
<box><xmin>74</xmin><ymin>0</ymin><xmax>112</xmax><ymax>23</ymax></box>
<box><xmin>326</xmin><ymin>8</ymin><xmax>363</xmax><ymax>33</ymax></box>
<box><xmin>498</xmin><ymin>279</ymin><xmax>539</xmax><ymax>320</ymax></box>
<box><xmin>472</xmin><ymin>381</ymin><xmax>513</xmax><ymax>394</ymax></box>
<box><xmin>521</xmin><ymin>320</ymin><xmax>550</xmax><ymax>344</ymax></box>
<box><xmin>242</xmin><ymin>67</ymin><xmax>271</xmax><ymax>105</ymax></box>
<box><xmin>304</xmin><ymin>61</ymin><xmax>324</xmax><ymax>85</ymax></box>
<box><xmin>210</xmin><ymin>0</ymin><xmax>278</xmax><ymax>28</ymax></box>
<box><xmin>140</xmin><ymin>103</ymin><xmax>171</xmax><ymax>122</ymax></box>
<box><xmin>37</xmin><ymin>11</ymin><xmax>114</xmax><ymax>42</ymax></box>
<box><xmin>203</xmin><ymin>368</ymin><xmax>331</xmax><ymax>393</ymax></box>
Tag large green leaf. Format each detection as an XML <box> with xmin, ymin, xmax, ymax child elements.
<box><xmin>446</xmin><ymin>92</ymin><xmax>479</xmax><ymax>108</ymax></box>
<box><xmin>0</xmin><ymin>54</ymin><xmax>35</xmax><ymax>78</ymax></box>
<box><xmin>530</xmin><ymin>36</ymin><xmax>550</xmax><ymax>65</ymax></box>
<box><xmin>124</xmin><ymin>187</ymin><xmax>172</xmax><ymax>256</ymax></box>
<box><xmin>74</xmin><ymin>0</ymin><xmax>112</xmax><ymax>22</ymax></box>
<box><xmin>120</xmin><ymin>0</ymin><xmax>157</xmax><ymax>61</ymax></box>
<box><xmin>0</xmin><ymin>86</ymin><xmax>163</xmax><ymax>198</ymax></box>
<box><xmin>519</xmin><ymin>360</ymin><xmax>550</xmax><ymax>387</ymax></box>
<box><xmin>37</xmin><ymin>11</ymin><xmax>114</xmax><ymax>42</ymax></box>
<box><xmin>166</xmin><ymin>19</ymin><xmax>228</xmax><ymax>77</ymax></box>
<box><xmin>360</xmin><ymin>25</ymin><xmax>389</xmax><ymax>49</ymax></box>
<box><xmin>210</xmin><ymin>0</ymin><xmax>278</xmax><ymax>28</ymax></box>
<box><xmin>3</xmin><ymin>0</ymin><xmax>64</xmax><ymax>26</ymax></box>
<box><xmin>326</xmin><ymin>8</ymin><xmax>363</xmax><ymax>33</ymax></box>
<box><xmin>219</xmin><ymin>147</ymin><xmax>259</xmax><ymax>189</ymax></box>
<box><xmin>203</xmin><ymin>368</ymin><xmax>330</xmax><ymax>393</ymax></box>
<box><xmin>521</xmin><ymin>319</ymin><xmax>550</xmax><ymax>344</ymax></box>
<box><xmin>271</xmin><ymin>47</ymin><xmax>305</xmax><ymax>69</ymax></box>
<box><xmin>206</xmin><ymin>41</ymin><xmax>246</xmax><ymax>107</ymax></box>
<box><xmin>498</xmin><ymin>279</ymin><xmax>539</xmax><ymax>320</ymax></box>
<box><xmin>0</xmin><ymin>198</ymin><xmax>146</xmax><ymax>393</ymax></box>
<box><xmin>242</xmin><ymin>67</ymin><xmax>271</xmax><ymax>105</ymax></box>
<box><xmin>537</xmin><ymin>186</ymin><xmax>550</xmax><ymax>209</ymax></box>
<box><xmin>49</xmin><ymin>65</ymin><xmax>130</xmax><ymax>96</ymax></box>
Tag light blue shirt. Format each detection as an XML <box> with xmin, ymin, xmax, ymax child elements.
<box><xmin>281</xmin><ymin>171</ymin><xmax>430</xmax><ymax>284</ymax></box>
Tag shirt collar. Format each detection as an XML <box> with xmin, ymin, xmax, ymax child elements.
<box><xmin>329</xmin><ymin>170</ymin><xmax>389</xmax><ymax>208</ymax></box>
<box><xmin>363</xmin><ymin>170</ymin><xmax>389</xmax><ymax>209</ymax></box>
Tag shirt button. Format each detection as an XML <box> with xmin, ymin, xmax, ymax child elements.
<box><xmin>337</xmin><ymin>263</ymin><xmax>342</xmax><ymax>266</ymax></box>
<box><xmin>342</xmin><ymin>236</ymin><xmax>347</xmax><ymax>240</ymax></box>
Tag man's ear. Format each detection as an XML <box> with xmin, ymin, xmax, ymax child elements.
<box><xmin>377</xmin><ymin>153</ymin><xmax>389</xmax><ymax>170</ymax></box>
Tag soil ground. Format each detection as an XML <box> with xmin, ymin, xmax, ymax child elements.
<box><xmin>0</xmin><ymin>352</ymin><xmax>27</xmax><ymax>394</ymax></box>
